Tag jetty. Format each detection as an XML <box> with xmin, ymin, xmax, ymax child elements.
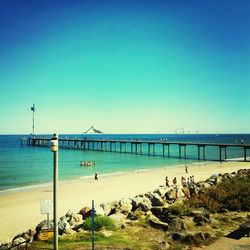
<box><xmin>20</xmin><ymin>136</ymin><xmax>250</xmax><ymax>162</ymax></box>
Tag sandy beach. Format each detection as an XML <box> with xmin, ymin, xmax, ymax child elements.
<box><xmin>0</xmin><ymin>161</ymin><xmax>250</xmax><ymax>242</ymax></box>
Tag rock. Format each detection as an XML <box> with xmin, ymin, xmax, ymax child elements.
<box><xmin>12</xmin><ymin>237</ymin><xmax>26</xmax><ymax>248</ymax></box>
<box><xmin>172</xmin><ymin>232</ymin><xmax>183</xmax><ymax>241</ymax></box>
<box><xmin>193</xmin><ymin>215</ymin><xmax>204</xmax><ymax>226</ymax></box>
<box><xmin>127</xmin><ymin>209</ymin><xmax>146</xmax><ymax>221</ymax></box>
<box><xmin>117</xmin><ymin>198</ymin><xmax>133</xmax><ymax>215</ymax></box>
<box><xmin>72</xmin><ymin>222</ymin><xmax>84</xmax><ymax>232</ymax></box>
<box><xmin>108</xmin><ymin>213</ymin><xmax>127</xmax><ymax>227</ymax></box>
<box><xmin>78</xmin><ymin>206</ymin><xmax>92</xmax><ymax>220</ymax></box>
<box><xmin>100</xmin><ymin>201</ymin><xmax>117</xmax><ymax>216</ymax></box>
<box><xmin>159</xmin><ymin>241</ymin><xmax>170</xmax><ymax>249</ymax></box>
<box><xmin>195</xmin><ymin>232</ymin><xmax>206</xmax><ymax>241</ymax></box>
<box><xmin>35</xmin><ymin>220</ymin><xmax>54</xmax><ymax>240</ymax></box>
<box><xmin>58</xmin><ymin>218</ymin><xmax>71</xmax><ymax>235</ymax></box>
<box><xmin>0</xmin><ymin>242</ymin><xmax>10</xmax><ymax>250</ymax></box>
<box><xmin>219</xmin><ymin>208</ymin><xmax>229</xmax><ymax>213</ymax></box>
<box><xmin>169</xmin><ymin>218</ymin><xmax>187</xmax><ymax>231</ymax></box>
<box><xmin>132</xmin><ymin>196</ymin><xmax>152</xmax><ymax>212</ymax></box>
<box><xmin>63</xmin><ymin>210</ymin><xmax>82</xmax><ymax>226</ymax></box>
<box><xmin>94</xmin><ymin>205</ymin><xmax>105</xmax><ymax>217</ymax></box>
<box><xmin>145</xmin><ymin>191</ymin><xmax>164</xmax><ymax>206</ymax></box>
<box><xmin>150</xmin><ymin>207</ymin><xmax>171</xmax><ymax>223</ymax></box>
<box><xmin>203</xmin><ymin>182</ymin><xmax>212</xmax><ymax>188</ymax></box>
<box><xmin>183</xmin><ymin>234</ymin><xmax>196</xmax><ymax>244</ymax></box>
<box><xmin>204</xmin><ymin>232</ymin><xmax>211</xmax><ymax>239</ymax></box>
<box><xmin>154</xmin><ymin>186</ymin><xmax>169</xmax><ymax>198</ymax></box>
<box><xmin>190</xmin><ymin>209</ymin><xmax>205</xmax><ymax>217</ymax></box>
<box><xmin>188</xmin><ymin>185</ymin><xmax>199</xmax><ymax>196</ymax></box>
<box><xmin>12</xmin><ymin>229</ymin><xmax>35</xmax><ymax>244</ymax></box>
<box><xmin>165</xmin><ymin>188</ymin><xmax>176</xmax><ymax>201</ymax></box>
<box><xmin>148</xmin><ymin>214</ymin><xmax>169</xmax><ymax>231</ymax></box>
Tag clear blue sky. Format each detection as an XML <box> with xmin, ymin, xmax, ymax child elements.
<box><xmin>0</xmin><ymin>0</ymin><xmax>249</xmax><ymax>134</ymax></box>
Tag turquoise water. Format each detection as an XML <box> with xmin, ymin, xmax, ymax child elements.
<box><xmin>0</xmin><ymin>134</ymin><xmax>249</xmax><ymax>192</ymax></box>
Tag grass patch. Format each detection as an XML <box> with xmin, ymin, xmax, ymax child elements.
<box><xmin>30</xmin><ymin>231</ymin><xmax>139</xmax><ymax>249</ymax></box>
<box><xmin>168</xmin><ymin>202</ymin><xmax>192</xmax><ymax>216</ymax></box>
<box><xmin>84</xmin><ymin>215</ymin><xmax>115</xmax><ymax>231</ymax></box>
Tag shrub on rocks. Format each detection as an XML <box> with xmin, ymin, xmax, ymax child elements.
<box><xmin>84</xmin><ymin>216</ymin><xmax>115</xmax><ymax>231</ymax></box>
<box><xmin>167</xmin><ymin>202</ymin><xmax>191</xmax><ymax>217</ymax></box>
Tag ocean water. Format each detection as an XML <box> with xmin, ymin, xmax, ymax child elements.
<box><xmin>0</xmin><ymin>134</ymin><xmax>249</xmax><ymax>192</ymax></box>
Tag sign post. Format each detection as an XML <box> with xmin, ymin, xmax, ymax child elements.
<box><xmin>92</xmin><ymin>200</ymin><xmax>95</xmax><ymax>250</ymax></box>
<box><xmin>51</xmin><ymin>134</ymin><xmax>58</xmax><ymax>250</ymax></box>
<box><xmin>39</xmin><ymin>200</ymin><xmax>54</xmax><ymax>241</ymax></box>
<box><xmin>40</xmin><ymin>200</ymin><xmax>53</xmax><ymax>229</ymax></box>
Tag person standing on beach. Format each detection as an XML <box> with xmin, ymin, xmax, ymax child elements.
<box><xmin>165</xmin><ymin>176</ymin><xmax>170</xmax><ymax>187</ymax></box>
<box><xmin>173</xmin><ymin>177</ymin><xmax>177</xmax><ymax>186</ymax></box>
<box><xmin>94</xmin><ymin>173</ymin><xmax>98</xmax><ymax>180</ymax></box>
<box><xmin>185</xmin><ymin>165</ymin><xmax>188</xmax><ymax>173</ymax></box>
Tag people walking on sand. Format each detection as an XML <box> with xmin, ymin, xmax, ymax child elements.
<box><xmin>165</xmin><ymin>176</ymin><xmax>170</xmax><ymax>187</ymax></box>
<box><xmin>94</xmin><ymin>172</ymin><xmax>98</xmax><ymax>180</ymax></box>
<box><xmin>187</xmin><ymin>178</ymin><xmax>190</xmax><ymax>186</ymax></box>
<box><xmin>185</xmin><ymin>165</ymin><xmax>188</xmax><ymax>173</ymax></box>
<box><xmin>173</xmin><ymin>177</ymin><xmax>177</xmax><ymax>186</ymax></box>
<box><xmin>181</xmin><ymin>176</ymin><xmax>187</xmax><ymax>187</ymax></box>
<box><xmin>190</xmin><ymin>176</ymin><xmax>192</xmax><ymax>184</ymax></box>
<box><xmin>189</xmin><ymin>175</ymin><xmax>195</xmax><ymax>184</ymax></box>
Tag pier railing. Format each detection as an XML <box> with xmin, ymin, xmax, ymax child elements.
<box><xmin>20</xmin><ymin>137</ymin><xmax>250</xmax><ymax>162</ymax></box>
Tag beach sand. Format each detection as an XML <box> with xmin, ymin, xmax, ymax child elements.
<box><xmin>0</xmin><ymin>161</ymin><xmax>250</xmax><ymax>242</ymax></box>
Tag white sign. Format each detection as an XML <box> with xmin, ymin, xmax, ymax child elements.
<box><xmin>40</xmin><ymin>200</ymin><xmax>53</xmax><ymax>214</ymax></box>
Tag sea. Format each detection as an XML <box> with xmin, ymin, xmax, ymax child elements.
<box><xmin>0</xmin><ymin>134</ymin><xmax>249</xmax><ymax>193</ymax></box>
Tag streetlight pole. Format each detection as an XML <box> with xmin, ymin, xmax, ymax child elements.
<box><xmin>31</xmin><ymin>104</ymin><xmax>36</xmax><ymax>136</ymax></box>
<box><xmin>51</xmin><ymin>134</ymin><xmax>58</xmax><ymax>250</ymax></box>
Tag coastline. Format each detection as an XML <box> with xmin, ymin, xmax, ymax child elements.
<box><xmin>0</xmin><ymin>161</ymin><xmax>208</xmax><ymax>195</ymax></box>
<box><xmin>1</xmin><ymin>161</ymin><xmax>250</xmax><ymax>242</ymax></box>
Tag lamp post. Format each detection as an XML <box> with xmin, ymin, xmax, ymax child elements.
<box><xmin>31</xmin><ymin>104</ymin><xmax>36</xmax><ymax>136</ymax></box>
<box><xmin>51</xmin><ymin>134</ymin><xmax>58</xmax><ymax>250</ymax></box>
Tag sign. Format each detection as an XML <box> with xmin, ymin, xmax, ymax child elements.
<box><xmin>40</xmin><ymin>200</ymin><xmax>53</xmax><ymax>214</ymax></box>
<box><xmin>38</xmin><ymin>230</ymin><xmax>54</xmax><ymax>241</ymax></box>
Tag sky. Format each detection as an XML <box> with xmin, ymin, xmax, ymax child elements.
<box><xmin>0</xmin><ymin>0</ymin><xmax>249</xmax><ymax>134</ymax></box>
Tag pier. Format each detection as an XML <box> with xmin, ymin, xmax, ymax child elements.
<box><xmin>20</xmin><ymin>136</ymin><xmax>250</xmax><ymax>162</ymax></box>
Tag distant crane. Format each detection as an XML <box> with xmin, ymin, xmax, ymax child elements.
<box><xmin>31</xmin><ymin>104</ymin><xmax>36</xmax><ymax>135</ymax></box>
